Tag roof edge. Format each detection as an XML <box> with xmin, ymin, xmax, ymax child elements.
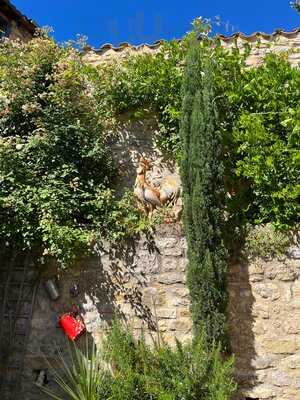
<box><xmin>86</xmin><ymin>28</ymin><xmax>300</xmax><ymax>54</ymax></box>
<box><xmin>1</xmin><ymin>0</ymin><xmax>38</xmax><ymax>34</ymax></box>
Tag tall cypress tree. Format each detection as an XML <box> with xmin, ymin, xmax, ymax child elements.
<box><xmin>180</xmin><ymin>41</ymin><xmax>228</xmax><ymax>345</ymax></box>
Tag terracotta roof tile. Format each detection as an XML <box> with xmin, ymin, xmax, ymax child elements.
<box><xmin>87</xmin><ymin>28</ymin><xmax>300</xmax><ymax>56</ymax></box>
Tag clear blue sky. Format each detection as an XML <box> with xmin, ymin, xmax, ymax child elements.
<box><xmin>13</xmin><ymin>0</ymin><xmax>300</xmax><ymax>48</ymax></box>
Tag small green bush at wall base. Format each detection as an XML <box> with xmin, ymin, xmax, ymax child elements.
<box><xmin>244</xmin><ymin>223</ymin><xmax>291</xmax><ymax>260</ymax></box>
<box><xmin>43</xmin><ymin>321</ymin><xmax>237</xmax><ymax>400</ymax></box>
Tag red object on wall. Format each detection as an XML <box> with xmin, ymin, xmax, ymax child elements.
<box><xmin>59</xmin><ymin>313</ymin><xmax>86</xmax><ymax>340</ymax></box>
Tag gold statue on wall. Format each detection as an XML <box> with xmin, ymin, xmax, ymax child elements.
<box><xmin>134</xmin><ymin>157</ymin><xmax>181</xmax><ymax>220</ymax></box>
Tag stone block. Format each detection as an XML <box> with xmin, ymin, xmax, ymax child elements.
<box><xmin>281</xmin><ymin>389</ymin><xmax>300</xmax><ymax>400</ymax></box>
<box><xmin>251</xmin><ymin>354</ymin><xmax>278</xmax><ymax>370</ymax></box>
<box><xmin>179</xmin><ymin>238</ymin><xmax>188</xmax><ymax>250</ymax></box>
<box><xmin>170</xmin><ymin>295</ymin><xmax>190</xmax><ymax>307</ymax></box>
<box><xmin>242</xmin><ymin>384</ymin><xmax>279</xmax><ymax>399</ymax></box>
<box><xmin>292</xmin><ymin>281</ymin><xmax>300</xmax><ymax>299</ymax></box>
<box><xmin>177</xmin><ymin>307</ymin><xmax>191</xmax><ymax>318</ymax></box>
<box><xmin>283</xmin><ymin>313</ymin><xmax>300</xmax><ymax>334</ymax></box>
<box><xmin>252</xmin><ymin>320</ymin><xmax>267</xmax><ymax>335</ymax></box>
<box><xmin>280</xmin><ymin>354</ymin><xmax>300</xmax><ymax>370</ymax></box>
<box><xmin>263</xmin><ymin>338</ymin><xmax>300</xmax><ymax>354</ymax></box>
<box><xmin>248</xmin><ymin>261</ymin><xmax>264</xmax><ymax>275</ymax></box>
<box><xmin>269</xmin><ymin>370</ymin><xmax>292</xmax><ymax>387</ymax></box>
<box><xmin>156</xmin><ymin>237</ymin><xmax>182</xmax><ymax>256</ymax></box>
<box><xmin>252</xmin><ymin>303</ymin><xmax>269</xmax><ymax>319</ymax></box>
<box><xmin>283</xmin><ymin>285</ymin><xmax>293</xmax><ymax>302</ymax></box>
<box><xmin>160</xmin><ymin>256</ymin><xmax>187</xmax><ymax>272</ymax></box>
<box><xmin>277</xmin><ymin>267</ymin><xmax>295</xmax><ymax>282</ymax></box>
<box><xmin>288</xmin><ymin>246</ymin><xmax>300</xmax><ymax>259</ymax></box>
<box><xmin>157</xmin><ymin>319</ymin><xmax>168</xmax><ymax>332</ymax></box>
<box><xmin>250</xmin><ymin>274</ymin><xmax>264</xmax><ymax>282</ymax></box>
<box><xmin>253</xmin><ymin>282</ymin><xmax>281</xmax><ymax>301</ymax></box>
<box><xmin>158</xmin><ymin>272</ymin><xmax>186</xmax><ymax>285</ymax></box>
<box><xmin>155</xmin><ymin>307</ymin><xmax>176</xmax><ymax>319</ymax></box>
<box><xmin>169</xmin><ymin>318</ymin><xmax>192</xmax><ymax>332</ymax></box>
<box><xmin>143</xmin><ymin>287</ymin><xmax>166</xmax><ymax>307</ymax></box>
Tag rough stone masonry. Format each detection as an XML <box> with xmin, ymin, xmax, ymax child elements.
<box><xmin>21</xmin><ymin>223</ymin><xmax>300</xmax><ymax>400</ymax></box>
<box><xmin>21</xmin><ymin>224</ymin><xmax>192</xmax><ymax>400</ymax></box>
<box><xmin>229</xmin><ymin>253</ymin><xmax>300</xmax><ymax>400</ymax></box>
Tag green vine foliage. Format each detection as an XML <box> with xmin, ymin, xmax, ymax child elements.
<box><xmin>0</xmin><ymin>33</ymin><xmax>153</xmax><ymax>268</ymax></box>
<box><xmin>93</xmin><ymin>40</ymin><xmax>186</xmax><ymax>156</ymax></box>
<box><xmin>229</xmin><ymin>54</ymin><xmax>300</xmax><ymax>229</ymax></box>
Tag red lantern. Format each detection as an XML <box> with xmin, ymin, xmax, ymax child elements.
<box><xmin>59</xmin><ymin>313</ymin><xmax>86</xmax><ymax>340</ymax></box>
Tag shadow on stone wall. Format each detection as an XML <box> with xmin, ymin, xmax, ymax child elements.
<box><xmin>8</xmin><ymin>223</ymin><xmax>190</xmax><ymax>399</ymax></box>
<box><xmin>79</xmin><ymin>236</ymin><xmax>158</xmax><ymax>332</ymax></box>
<box><xmin>109</xmin><ymin>114</ymin><xmax>180</xmax><ymax>197</ymax></box>
<box><xmin>228</xmin><ymin>260</ymin><xmax>257</xmax><ymax>400</ymax></box>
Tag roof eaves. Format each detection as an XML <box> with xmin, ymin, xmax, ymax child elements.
<box><xmin>89</xmin><ymin>28</ymin><xmax>300</xmax><ymax>54</ymax></box>
<box><xmin>1</xmin><ymin>0</ymin><xmax>38</xmax><ymax>34</ymax></box>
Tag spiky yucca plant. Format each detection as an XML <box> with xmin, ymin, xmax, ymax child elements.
<box><xmin>42</xmin><ymin>339</ymin><xmax>107</xmax><ymax>400</ymax></box>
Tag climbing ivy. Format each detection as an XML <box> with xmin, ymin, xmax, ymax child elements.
<box><xmin>228</xmin><ymin>54</ymin><xmax>300</xmax><ymax>229</ymax></box>
<box><xmin>93</xmin><ymin>40</ymin><xmax>186</xmax><ymax>156</ymax></box>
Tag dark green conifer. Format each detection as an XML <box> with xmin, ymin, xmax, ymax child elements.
<box><xmin>180</xmin><ymin>42</ymin><xmax>228</xmax><ymax>345</ymax></box>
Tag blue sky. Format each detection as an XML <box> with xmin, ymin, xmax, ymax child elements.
<box><xmin>14</xmin><ymin>0</ymin><xmax>300</xmax><ymax>48</ymax></box>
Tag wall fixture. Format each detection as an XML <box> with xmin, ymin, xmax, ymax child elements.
<box><xmin>44</xmin><ymin>278</ymin><xmax>60</xmax><ymax>301</ymax></box>
<box><xmin>70</xmin><ymin>283</ymin><xmax>80</xmax><ymax>297</ymax></box>
<box><xmin>34</xmin><ymin>369</ymin><xmax>48</xmax><ymax>387</ymax></box>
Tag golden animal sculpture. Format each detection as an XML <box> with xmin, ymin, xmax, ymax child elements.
<box><xmin>134</xmin><ymin>157</ymin><xmax>181</xmax><ymax>219</ymax></box>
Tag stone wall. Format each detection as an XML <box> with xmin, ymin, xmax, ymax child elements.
<box><xmin>219</xmin><ymin>30</ymin><xmax>300</xmax><ymax>67</ymax></box>
<box><xmin>21</xmin><ymin>230</ymin><xmax>300</xmax><ymax>400</ymax></box>
<box><xmin>21</xmin><ymin>224</ymin><xmax>191</xmax><ymax>400</ymax></box>
<box><xmin>229</xmin><ymin>252</ymin><xmax>300</xmax><ymax>400</ymax></box>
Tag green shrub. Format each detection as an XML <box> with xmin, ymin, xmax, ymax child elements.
<box><xmin>0</xmin><ymin>33</ymin><xmax>157</xmax><ymax>268</ymax></box>
<box><xmin>103</xmin><ymin>322</ymin><xmax>236</xmax><ymax>400</ymax></box>
<box><xmin>0</xmin><ymin>33</ymin><xmax>115</xmax><ymax>266</ymax></box>
<box><xmin>43</xmin><ymin>321</ymin><xmax>236</xmax><ymax>400</ymax></box>
<box><xmin>244</xmin><ymin>223</ymin><xmax>291</xmax><ymax>260</ymax></box>
<box><xmin>230</xmin><ymin>54</ymin><xmax>300</xmax><ymax>229</ymax></box>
